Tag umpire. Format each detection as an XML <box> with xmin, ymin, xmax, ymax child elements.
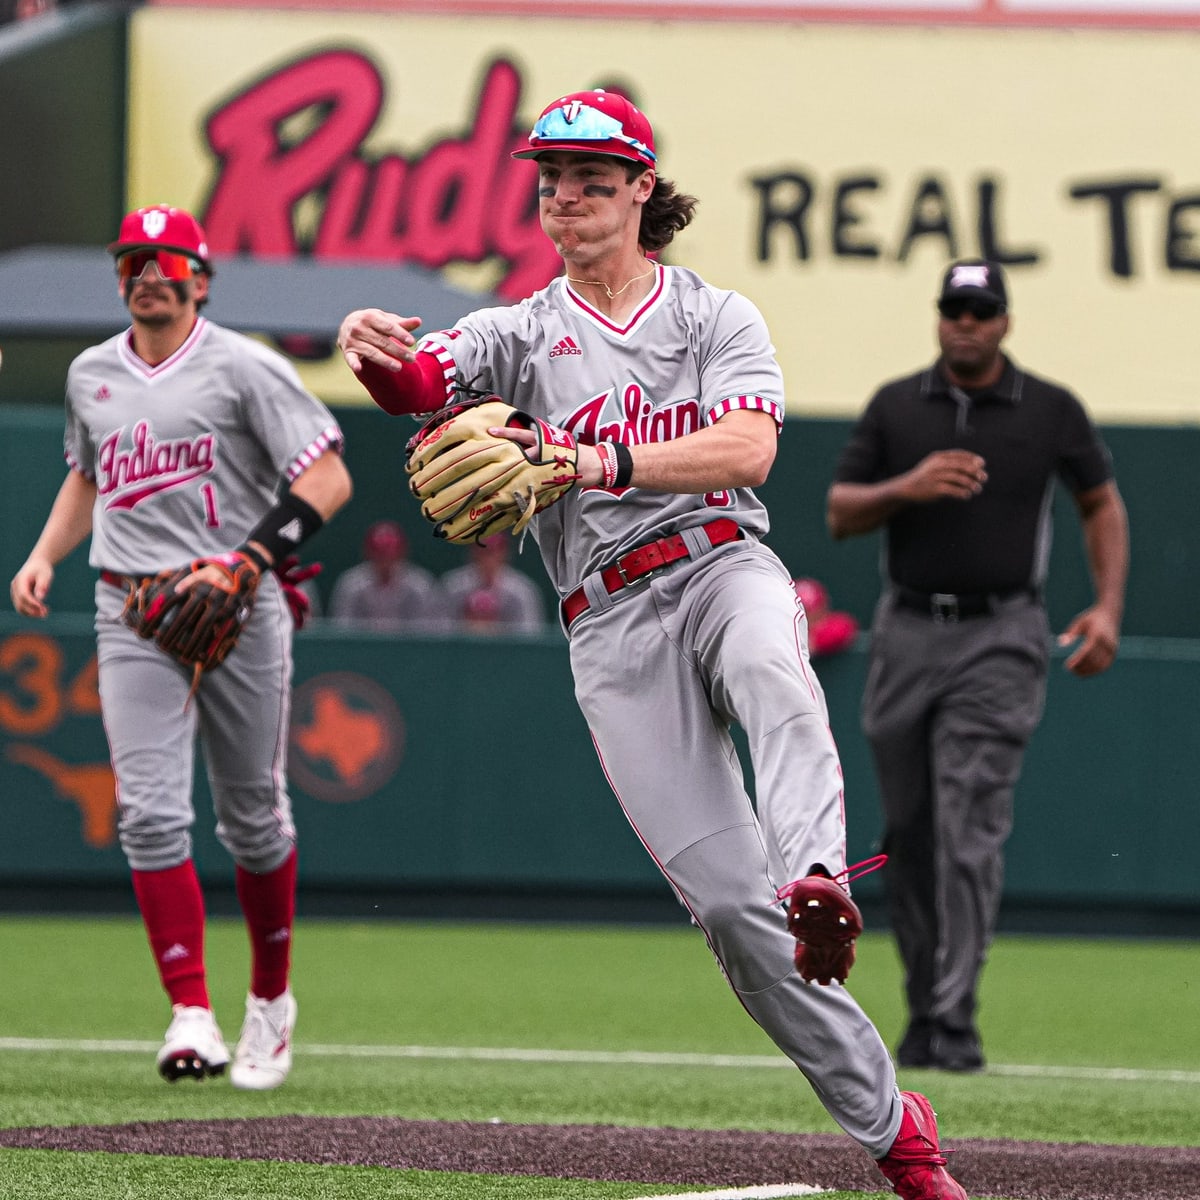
<box><xmin>826</xmin><ymin>259</ymin><xmax>1129</xmax><ymax>1072</ymax></box>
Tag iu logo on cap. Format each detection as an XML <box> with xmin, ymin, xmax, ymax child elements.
<box><xmin>142</xmin><ymin>210</ymin><xmax>168</xmax><ymax>239</ymax></box>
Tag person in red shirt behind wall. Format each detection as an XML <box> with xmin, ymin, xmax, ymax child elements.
<box><xmin>792</xmin><ymin>577</ymin><xmax>859</xmax><ymax>657</ymax></box>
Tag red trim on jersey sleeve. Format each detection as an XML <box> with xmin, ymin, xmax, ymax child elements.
<box><xmin>354</xmin><ymin>348</ymin><xmax>447</xmax><ymax>415</ymax></box>
<box><xmin>286</xmin><ymin>425</ymin><xmax>344</xmax><ymax>483</ymax></box>
<box><xmin>709</xmin><ymin>395</ymin><xmax>785</xmax><ymax>432</ymax></box>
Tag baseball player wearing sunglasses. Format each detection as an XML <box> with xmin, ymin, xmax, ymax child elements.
<box><xmin>11</xmin><ymin>205</ymin><xmax>353</xmax><ymax>1091</ymax></box>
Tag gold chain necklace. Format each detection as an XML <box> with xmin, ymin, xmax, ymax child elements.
<box><xmin>565</xmin><ymin>263</ymin><xmax>656</xmax><ymax>299</ymax></box>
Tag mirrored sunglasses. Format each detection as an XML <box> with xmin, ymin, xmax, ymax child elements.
<box><xmin>116</xmin><ymin>249</ymin><xmax>199</xmax><ymax>283</ymax></box>
<box><xmin>530</xmin><ymin>104</ymin><xmax>656</xmax><ymax>162</ymax></box>
<box><xmin>938</xmin><ymin>298</ymin><xmax>1004</xmax><ymax>321</ymax></box>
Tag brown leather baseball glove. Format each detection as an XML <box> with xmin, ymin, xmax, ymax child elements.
<box><xmin>405</xmin><ymin>389</ymin><xmax>580</xmax><ymax>543</ymax></box>
<box><xmin>122</xmin><ymin>551</ymin><xmax>263</xmax><ymax>692</ymax></box>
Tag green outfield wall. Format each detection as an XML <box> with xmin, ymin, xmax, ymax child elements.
<box><xmin>0</xmin><ymin>4</ymin><xmax>128</xmax><ymax>401</ymax></box>
<box><xmin>2</xmin><ymin>404</ymin><xmax>1197</xmax><ymax>641</ymax></box>
<box><xmin>0</xmin><ymin>6</ymin><xmax>126</xmax><ymax>254</ymax></box>
<box><xmin>1</xmin><ymin>409</ymin><xmax>1195</xmax><ymax>922</ymax></box>
<box><xmin>0</xmin><ymin>613</ymin><xmax>1195</xmax><ymax>920</ymax></box>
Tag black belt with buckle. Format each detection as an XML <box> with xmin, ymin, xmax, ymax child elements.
<box><xmin>893</xmin><ymin>585</ymin><xmax>1037</xmax><ymax>622</ymax></box>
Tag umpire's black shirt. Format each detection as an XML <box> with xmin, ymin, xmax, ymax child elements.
<box><xmin>833</xmin><ymin>356</ymin><xmax>1114</xmax><ymax>596</ymax></box>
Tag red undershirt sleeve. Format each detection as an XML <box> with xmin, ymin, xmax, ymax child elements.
<box><xmin>353</xmin><ymin>348</ymin><xmax>446</xmax><ymax>416</ymax></box>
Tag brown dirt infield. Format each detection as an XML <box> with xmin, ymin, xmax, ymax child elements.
<box><xmin>1</xmin><ymin>1116</ymin><xmax>1195</xmax><ymax>1199</ymax></box>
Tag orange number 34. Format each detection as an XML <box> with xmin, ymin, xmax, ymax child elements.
<box><xmin>0</xmin><ymin>633</ymin><xmax>101</xmax><ymax>736</ymax></box>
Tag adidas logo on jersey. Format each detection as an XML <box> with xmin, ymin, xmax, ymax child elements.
<box><xmin>94</xmin><ymin>385</ymin><xmax>112</xmax><ymax>401</ymax></box>
<box><xmin>549</xmin><ymin>336</ymin><xmax>582</xmax><ymax>359</ymax></box>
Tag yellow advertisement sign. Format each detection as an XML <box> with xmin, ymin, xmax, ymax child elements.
<box><xmin>130</xmin><ymin>10</ymin><xmax>1200</xmax><ymax>423</ymax></box>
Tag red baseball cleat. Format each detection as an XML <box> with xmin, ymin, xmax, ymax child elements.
<box><xmin>776</xmin><ymin>873</ymin><xmax>864</xmax><ymax>984</ymax></box>
<box><xmin>876</xmin><ymin>1091</ymin><xmax>969</xmax><ymax>1200</ymax></box>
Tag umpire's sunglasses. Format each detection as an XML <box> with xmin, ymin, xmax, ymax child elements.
<box><xmin>116</xmin><ymin>248</ymin><xmax>200</xmax><ymax>283</ymax></box>
<box><xmin>938</xmin><ymin>297</ymin><xmax>1005</xmax><ymax>321</ymax></box>
<box><xmin>529</xmin><ymin>104</ymin><xmax>656</xmax><ymax>163</ymax></box>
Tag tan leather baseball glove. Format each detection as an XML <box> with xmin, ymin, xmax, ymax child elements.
<box><xmin>405</xmin><ymin>390</ymin><xmax>581</xmax><ymax>543</ymax></box>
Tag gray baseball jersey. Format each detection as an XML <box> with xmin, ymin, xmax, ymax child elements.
<box><xmin>66</xmin><ymin>317</ymin><xmax>343</xmax><ymax>876</ymax></box>
<box><xmin>66</xmin><ymin>318</ymin><xmax>341</xmax><ymax>574</ymax></box>
<box><xmin>406</xmin><ymin>264</ymin><xmax>904</xmax><ymax>1154</ymax></box>
<box><xmin>415</xmin><ymin>266</ymin><xmax>778</xmax><ymax>594</ymax></box>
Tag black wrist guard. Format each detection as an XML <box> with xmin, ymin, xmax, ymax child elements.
<box><xmin>611</xmin><ymin>441</ymin><xmax>634</xmax><ymax>488</ymax></box>
<box><xmin>243</xmin><ymin>491</ymin><xmax>324</xmax><ymax>566</ymax></box>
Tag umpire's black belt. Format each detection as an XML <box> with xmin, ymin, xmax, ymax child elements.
<box><xmin>892</xmin><ymin>585</ymin><xmax>1038</xmax><ymax>622</ymax></box>
<box><xmin>562</xmin><ymin>518</ymin><xmax>744</xmax><ymax>628</ymax></box>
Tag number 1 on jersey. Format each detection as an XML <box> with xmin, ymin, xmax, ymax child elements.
<box><xmin>200</xmin><ymin>482</ymin><xmax>221</xmax><ymax>528</ymax></box>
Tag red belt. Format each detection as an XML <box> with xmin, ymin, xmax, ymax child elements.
<box><xmin>100</xmin><ymin>569</ymin><xmax>136</xmax><ymax>590</ymax></box>
<box><xmin>561</xmin><ymin>518</ymin><xmax>743</xmax><ymax>627</ymax></box>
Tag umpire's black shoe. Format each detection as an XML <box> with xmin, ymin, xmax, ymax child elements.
<box><xmin>929</xmin><ymin>1025</ymin><xmax>985</xmax><ymax>1073</ymax></box>
<box><xmin>895</xmin><ymin>1019</ymin><xmax>935</xmax><ymax>1068</ymax></box>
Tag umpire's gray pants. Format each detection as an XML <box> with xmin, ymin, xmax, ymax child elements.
<box><xmin>861</xmin><ymin>593</ymin><xmax>1049</xmax><ymax>1036</ymax></box>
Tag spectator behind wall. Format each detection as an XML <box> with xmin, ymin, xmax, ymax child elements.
<box><xmin>1</xmin><ymin>1</ymin><xmax>54</xmax><ymax>23</ymax></box>
<box><xmin>329</xmin><ymin>520</ymin><xmax>443</xmax><ymax>632</ymax></box>
<box><xmin>441</xmin><ymin>536</ymin><xmax>547</xmax><ymax>634</ymax></box>
<box><xmin>792</xmin><ymin>577</ymin><xmax>859</xmax><ymax>657</ymax></box>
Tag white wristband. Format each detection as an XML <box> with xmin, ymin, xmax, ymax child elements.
<box><xmin>598</xmin><ymin>442</ymin><xmax>619</xmax><ymax>489</ymax></box>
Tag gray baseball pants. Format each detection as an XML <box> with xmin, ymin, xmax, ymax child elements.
<box><xmin>567</xmin><ymin>537</ymin><xmax>903</xmax><ymax>1158</ymax></box>
<box><xmin>94</xmin><ymin>575</ymin><xmax>297</xmax><ymax>874</ymax></box>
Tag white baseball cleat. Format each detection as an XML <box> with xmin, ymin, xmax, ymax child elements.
<box><xmin>156</xmin><ymin>1005</ymin><xmax>231</xmax><ymax>1082</ymax></box>
<box><xmin>230</xmin><ymin>989</ymin><xmax>296</xmax><ymax>1090</ymax></box>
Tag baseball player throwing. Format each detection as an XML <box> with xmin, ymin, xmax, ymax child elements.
<box><xmin>337</xmin><ymin>89</ymin><xmax>968</xmax><ymax>1199</ymax></box>
<box><xmin>10</xmin><ymin>205</ymin><xmax>352</xmax><ymax>1090</ymax></box>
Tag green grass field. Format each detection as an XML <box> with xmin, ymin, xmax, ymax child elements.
<box><xmin>0</xmin><ymin>916</ymin><xmax>1196</xmax><ymax>1199</ymax></box>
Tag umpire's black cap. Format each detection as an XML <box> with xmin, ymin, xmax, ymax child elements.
<box><xmin>938</xmin><ymin>260</ymin><xmax>1008</xmax><ymax>311</ymax></box>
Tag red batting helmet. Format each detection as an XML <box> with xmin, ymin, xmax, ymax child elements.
<box><xmin>512</xmin><ymin>89</ymin><xmax>656</xmax><ymax>169</ymax></box>
<box><xmin>107</xmin><ymin>205</ymin><xmax>214</xmax><ymax>274</ymax></box>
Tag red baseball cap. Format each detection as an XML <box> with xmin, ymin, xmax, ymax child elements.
<box><xmin>512</xmin><ymin>89</ymin><xmax>656</xmax><ymax>169</ymax></box>
<box><xmin>363</xmin><ymin>520</ymin><xmax>407</xmax><ymax>559</ymax></box>
<box><xmin>107</xmin><ymin>205</ymin><xmax>213</xmax><ymax>273</ymax></box>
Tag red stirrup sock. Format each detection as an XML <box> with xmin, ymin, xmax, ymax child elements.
<box><xmin>131</xmin><ymin>860</ymin><xmax>210</xmax><ymax>1010</ymax></box>
<box><xmin>235</xmin><ymin>848</ymin><xmax>297</xmax><ymax>1002</ymax></box>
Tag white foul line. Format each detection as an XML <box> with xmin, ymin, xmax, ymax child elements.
<box><xmin>0</xmin><ymin>1038</ymin><xmax>1196</xmax><ymax>1084</ymax></box>
<box><xmin>624</xmin><ymin>1187</ymin><xmax>825</xmax><ymax>1199</ymax></box>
